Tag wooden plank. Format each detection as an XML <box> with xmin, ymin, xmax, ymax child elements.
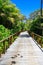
<box><xmin>0</xmin><ymin>31</ymin><xmax>43</xmax><ymax>65</ymax></box>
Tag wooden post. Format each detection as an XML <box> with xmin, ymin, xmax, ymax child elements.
<box><xmin>41</xmin><ymin>37</ymin><xmax>42</xmax><ymax>48</ymax></box>
<box><xmin>0</xmin><ymin>53</ymin><xmax>1</xmax><ymax>58</ymax></box>
<box><xmin>41</xmin><ymin>27</ymin><xmax>43</xmax><ymax>47</ymax></box>
<box><xmin>8</xmin><ymin>36</ymin><xmax>12</xmax><ymax>46</ymax></box>
<box><xmin>3</xmin><ymin>41</ymin><xmax>5</xmax><ymax>54</ymax></box>
<box><xmin>32</xmin><ymin>32</ymin><xmax>34</xmax><ymax>38</ymax></box>
<box><xmin>7</xmin><ymin>39</ymin><xmax>9</xmax><ymax>48</ymax></box>
<box><xmin>0</xmin><ymin>49</ymin><xmax>1</xmax><ymax>57</ymax></box>
<box><xmin>33</xmin><ymin>34</ymin><xmax>35</xmax><ymax>39</ymax></box>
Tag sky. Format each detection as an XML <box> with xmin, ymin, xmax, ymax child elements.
<box><xmin>11</xmin><ymin>0</ymin><xmax>41</xmax><ymax>18</ymax></box>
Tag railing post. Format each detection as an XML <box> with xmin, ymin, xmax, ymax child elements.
<box><xmin>0</xmin><ymin>49</ymin><xmax>1</xmax><ymax>58</ymax></box>
<box><xmin>8</xmin><ymin>36</ymin><xmax>12</xmax><ymax>46</ymax></box>
<box><xmin>31</xmin><ymin>32</ymin><xmax>34</xmax><ymax>39</ymax></box>
<box><xmin>3</xmin><ymin>41</ymin><xmax>6</xmax><ymax>54</ymax></box>
<box><xmin>41</xmin><ymin>38</ymin><xmax>43</xmax><ymax>48</ymax></box>
<box><xmin>33</xmin><ymin>33</ymin><xmax>34</xmax><ymax>39</ymax></box>
<box><xmin>0</xmin><ymin>53</ymin><xmax>1</xmax><ymax>58</ymax></box>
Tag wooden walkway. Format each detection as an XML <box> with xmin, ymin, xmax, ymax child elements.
<box><xmin>0</xmin><ymin>31</ymin><xmax>43</xmax><ymax>65</ymax></box>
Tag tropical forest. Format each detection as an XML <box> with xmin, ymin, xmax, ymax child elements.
<box><xmin>0</xmin><ymin>0</ymin><xmax>43</xmax><ymax>65</ymax></box>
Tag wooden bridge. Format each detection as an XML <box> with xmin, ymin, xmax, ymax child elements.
<box><xmin>0</xmin><ymin>31</ymin><xmax>43</xmax><ymax>65</ymax></box>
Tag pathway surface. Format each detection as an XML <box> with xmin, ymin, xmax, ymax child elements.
<box><xmin>0</xmin><ymin>31</ymin><xmax>43</xmax><ymax>65</ymax></box>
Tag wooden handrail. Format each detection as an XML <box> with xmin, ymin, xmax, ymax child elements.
<box><xmin>28</xmin><ymin>30</ymin><xmax>43</xmax><ymax>47</ymax></box>
<box><xmin>1</xmin><ymin>31</ymin><xmax>21</xmax><ymax>43</ymax></box>
<box><xmin>0</xmin><ymin>31</ymin><xmax>21</xmax><ymax>43</ymax></box>
<box><xmin>0</xmin><ymin>31</ymin><xmax>21</xmax><ymax>57</ymax></box>
<box><xmin>28</xmin><ymin>30</ymin><xmax>43</xmax><ymax>37</ymax></box>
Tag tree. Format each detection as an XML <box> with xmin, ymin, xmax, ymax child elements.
<box><xmin>30</xmin><ymin>17</ymin><xmax>43</xmax><ymax>36</ymax></box>
<box><xmin>0</xmin><ymin>0</ymin><xmax>25</xmax><ymax>29</ymax></box>
<box><xmin>29</xmin><ymin>10</ymin><xmax>40</xmax><ymax>20</ymax></box>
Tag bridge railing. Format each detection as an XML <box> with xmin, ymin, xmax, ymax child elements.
<box><xmin>28</xmin><ymin>30</ymin><xmax>43</xmax><ymax>48</ymax></box>
<box><xmin>0</xmin><ymin>31</ymin><xmax>21</xmax><ymax>58</ymax></box>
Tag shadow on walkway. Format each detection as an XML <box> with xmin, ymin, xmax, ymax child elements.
<box><xmin>20</xmin><ymin>34</ymin><xmax>30</xmax><ymax>38</ymax></box>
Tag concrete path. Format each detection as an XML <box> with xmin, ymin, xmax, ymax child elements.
<box><xmin>0</xmin><ymin>31</ymin><xmax>43</xmax><ymax>65</ymax></box>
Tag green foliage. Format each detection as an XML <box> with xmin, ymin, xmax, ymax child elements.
<box><xmin>0</xmin><ymin>0</ymin><xmax>25</xmax><ymax>40</ymax></box>
<box><xmin>0</xmin><ymin>25</ymin><xmax>11</xmax><ymax>40</ymax></box>
<box><xmin>20</xmin><ymin>22</ymin><xmax>25</xmax><ymax>31</ymax></box>
<box><xmin>30</xmin><ymin>17</ymin><xmax>43</xmax><ymax>36</ymax></box>
<box><xmin>25</xmin><ymin>19</ymin><xmax>32</xmax><ymax>31</ymax></box>
<box><xmin>29</xmin><ymin>10</ymin><xmax>40</xmax><ymax>20</ymax></box>
<box><xmin>0</xmin><ymin>0</ymin><xmax>26</xmax><ymax>54</ymax></box>
<box><xmin>0</xmin><ymin>0</ymin><xmax>25</xmax><ymax>29</ymax></box>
